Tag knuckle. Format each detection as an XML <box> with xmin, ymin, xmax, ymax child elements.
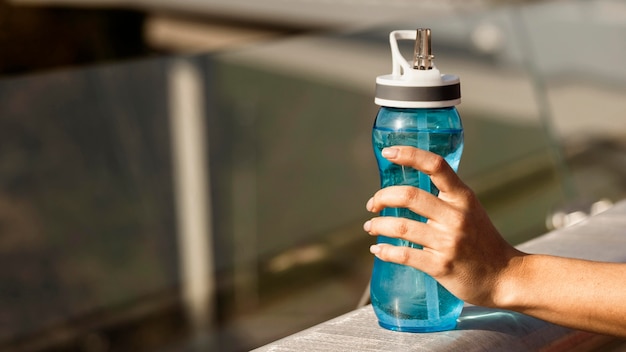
<box><xmin>441</xmin><ymin>257</ymin><xmax>455</xmax><ymax>275</ymax></box>
<box><xmin>438</xmin><ymin>232</ymin><xmax>458</xmax><ymax>251</ymax></box>
<box><xmin>402</xmin><ymin>187</ymin><xmax>421</xmax><ymax>203</ymax></box>
<box><xmin>407</xmin><ymin>147</ymin><xmax>421</xmax><ymax>161</ymax></box>
<box><xmin>396</xmin><ymin>247</ymin><xmax>412</xmax><ymax>265</ymax></box>
<box><xmin>396</xmin><ymin>220</ymin><xmax>410</xmax><ymax>237</ymax></box>
<box><xmin>427</xmin><ymin>155</ymin><xmax>448</xmax><ymax>174</ymax></box>
<box><xmin>447</xmin><ymin>208</ymin><xmax>468</xmax><ymax>229</ymax></box>
<box><xmin>431</xmin><ymin>256</ymin><xmax>454</xmax><ymax>277</ymax></box>
<box><xmin>457</xmin><ymin>187</ymin><xmax>477</xmax><ymax>205</ymax></box>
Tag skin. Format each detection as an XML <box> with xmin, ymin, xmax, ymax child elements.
<box><xmin>364</xmin><ymin>146</ymin><xmax>626</xmax><ymax>338</ymax></box>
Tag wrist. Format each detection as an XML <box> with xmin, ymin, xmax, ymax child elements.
<box><xmin>491</xmin><ymin>251</ymin><xmax>530</xmax><ymax>310</ymax></box>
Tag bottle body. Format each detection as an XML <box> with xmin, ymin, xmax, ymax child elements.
<box><xmin>370</xmin><ymin>106</ymin><xmax>464</xmax><ymax>332</ymax></box>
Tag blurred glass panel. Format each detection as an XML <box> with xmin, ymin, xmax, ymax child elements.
<box><xmin>0</xmin><ymin>57</ymin><xmax>184</xmax><ymax>349</ymax></box>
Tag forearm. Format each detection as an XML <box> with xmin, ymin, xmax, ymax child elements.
<box><xmin>497</xmin><ymin>254</ymin><xmax>626</xmax><ymax>338</ymax></box>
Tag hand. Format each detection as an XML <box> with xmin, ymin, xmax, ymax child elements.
<box><xmin>364</xmin><ymin>146</ymin><xmax>524</xmax><ymax>308</ymax></box>
<box><xmin>364</xmin><ymin>146</ymin><xmax>626</xmax><ymax>337</ymax></box>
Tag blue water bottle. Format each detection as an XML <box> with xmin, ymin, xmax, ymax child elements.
<box><xmin>370</xmin><ymin>29</ymin><xmax>464</xmax><ymax>332</ymax></box>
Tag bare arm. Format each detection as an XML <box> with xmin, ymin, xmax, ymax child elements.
<box><xmin>501</xmin><ymin>254</ymin><xmax>626</xmax><ymax>337</ymax></box>
<box><xmin>364</xmin><ymin>146</ymin><xmax>626</xmax><ymax>338</ymax></box>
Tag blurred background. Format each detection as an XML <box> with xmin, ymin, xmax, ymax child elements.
<box><xmin>1</xmin><ymin>0</ymin><xmax>625</xmax><ymax>351</ymax></box>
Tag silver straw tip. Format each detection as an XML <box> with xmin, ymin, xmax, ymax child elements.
<box><xmin>413</xmin><ymin>28</ymin><xmax>434</xmax><ymax>70</ymax></box>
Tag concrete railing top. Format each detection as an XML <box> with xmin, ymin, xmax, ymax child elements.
<box><xmin>253</xmin><ymin>200</ymin><xmax>626</xmax><ymax>351</ymax></box>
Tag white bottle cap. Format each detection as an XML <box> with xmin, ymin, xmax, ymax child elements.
<box><xmin>375</xmin><ymin>29</ymin><xmax>461</xmax><ymax>108</ymax></box>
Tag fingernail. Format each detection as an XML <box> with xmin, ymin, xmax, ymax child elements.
<box><xmin>366</xmin><ymin>197</ymin><xmax>374</xmax><ymax>211</ymax></box>
<box><xmin>381</xmin><ymin>147</ymin><xmax>398</xmax><ymax>159</ymax></box>
<box><xmin>369</xmin><ymin>244</ymin><xmax>381</xmax><ymax>254</ymax></box>
<box><xmin>363</xmin><ymin>220</ymin><xmax>371</xmax><ymax>232</ymax></box>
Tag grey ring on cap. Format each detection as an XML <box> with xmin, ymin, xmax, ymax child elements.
<box><xmin>375</xmin><ymin>83</ymin><xmax>460</xmax><ymax>102</ymax></box>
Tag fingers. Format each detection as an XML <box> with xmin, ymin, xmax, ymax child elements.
<box><xmin>364</xmin><ymin>216</ymin><xmax>438</xmax><ymax>249</ymax></box>
<box><xmin>381</xmin><ymin>146</ymin><xmax>466</xmax><ymax>194</ymax></box>
<box><xmin>370</xmin><ymin>244</ymin><xmax>435</xmax><ymax>273</ymax></box>
<box><xmin>366</xmin><ymin>186</ymin><xmax>449</xmax><ymax>223</ymax></box>
<box><xmin>364</xmin><ymin>145</ymin><xmax>475</xmax><ymax>279</ymax></box>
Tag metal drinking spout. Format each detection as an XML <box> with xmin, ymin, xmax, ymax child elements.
<box><xmin>413</xmin><ymin>28</ymin><xmax>434</xmax><ymax>70</ymax></box>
